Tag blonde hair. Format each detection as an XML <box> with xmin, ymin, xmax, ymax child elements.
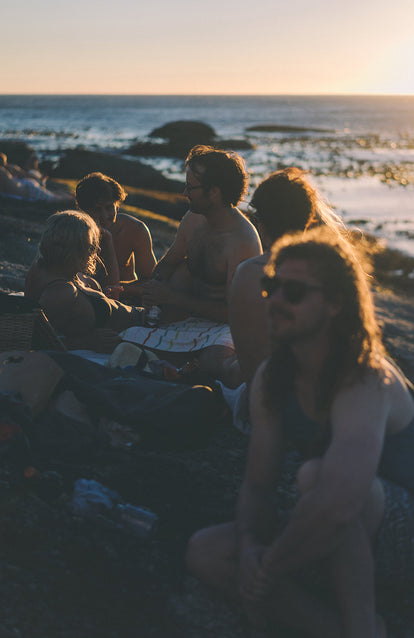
<box><xmin>39</xmin><ymin>210</ymin><xmax>100</xmax><ymax>274</ymax></box>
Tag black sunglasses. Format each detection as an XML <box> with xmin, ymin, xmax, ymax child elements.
<box><xmin>261</xmin><ymin>275</ymin><xmax>324</xmax><ymax>305</ymax></box>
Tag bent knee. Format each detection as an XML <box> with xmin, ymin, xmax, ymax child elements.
<box><xmin>185</xmin><ymin>523</ymin><xmax>237</xmax><ymax>579</ymax></box>
<box><xmin>296</xmin><ymin>458</ymin><xmax>322</xmax><ymax>494</ymax></box>
<box><xmin>185</xmin><ymin>528</ymin><xmax>208</xmax><ymax>576</ymax></box>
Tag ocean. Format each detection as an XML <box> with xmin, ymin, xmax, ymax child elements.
<box><xmin>1</xmin><ymin>94</ymin><xmax>414</xmax><ymax>256</ymax></box>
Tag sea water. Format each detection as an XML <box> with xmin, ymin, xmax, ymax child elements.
<box><xmin>0</xmin><ymin>94</ymin><xmax>413</xmax><ymax>255</ymax></box>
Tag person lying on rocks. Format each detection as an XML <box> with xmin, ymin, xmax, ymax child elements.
<box><xmin>75</xmin><ymin>172</ymin><xmax>156</xmax><ymax>302</ymax></box>
<box><xmin>142</xmin><ymin>145</ymin><xmax>262</xmax><ymax>324</ymax></box>
<box><xmin>187</xmin><ymin>228</ymin><xmax>414</xmax><ymax>638</ymax></box>
<box><xmin>0</xmin><ymin>152</ymin><xmax>69</xmax><ymax>204</ymax></box>
<box><xmin>25</xmin><ymin>211</ymin><xmax>145</xmax><ymax>353</ymax></box>
<box><xmin>229</xmin><ymin>167</ymin><xmax>345</xmax><ymax>387</ymax></box>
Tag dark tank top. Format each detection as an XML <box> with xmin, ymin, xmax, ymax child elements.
<box><xmin>282</xmin><ymin>392</ymin><xmax>414</xmax><ymax>493</ymax></box>
<box><xmin>43</xmin><ymin>278</ymin><xmax>112</xmax><ymax>329</ymax></box>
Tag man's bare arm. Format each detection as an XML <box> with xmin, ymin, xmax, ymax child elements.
<box><xmin>142</xmin><ymin>280</ymin><xmax>228</xmax><ymax>322</ymax></box>
<box><xmin>237</xmin><ymin>362</ymin><xmax>285</xmax><ymax>547</ymax></box>
<box><xmin>260</xmin><ymin>373</ymin><xmax>391</xmax><ymax>578</ymax></box>
<box><xmin>229</xmin><ymin>257</ymin><xmax>268</xmax><ymax>384</ymax></box>
<box><xmin>151</xmin><ymin>212</ymin><xmax>192</xmax><ymax>281</ymax></box>
<box><xmin>99</xmin><ymin>228</ymin><xmax>120</xmax><ymax>288</ymax></box>
<box><xmin>127</xmin><ymin>217</ymin><xmax>156</xmax><ymax>279</ymax></box>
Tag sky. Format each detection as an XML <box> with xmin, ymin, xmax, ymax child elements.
<box><xmin>2</xmin><ymin>0</ymin><xmax>414</xmax><ymax>95</ymax></box>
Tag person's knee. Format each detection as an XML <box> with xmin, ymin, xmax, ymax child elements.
<box><xmin>185</xmin><ymin>523</ymin><xmax>238</xmax><ymax>583</ymax></box>
<box><xmin>185</xmin><ymin>528</ymin><xmax>207</xmax><ymax>577</ymax></box>
<box><xmin>296</xmin><ymin>458</ymin><xmax>322</xmax><ymax>494</ymax></box>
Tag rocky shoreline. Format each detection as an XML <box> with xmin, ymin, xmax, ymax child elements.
<box><xmin>0</xmin><ymin>164</ymin><xmax>414</xmax><ymax>636</ymax></box>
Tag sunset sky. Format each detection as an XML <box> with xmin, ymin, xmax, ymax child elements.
<box><xmin>2</xmin><ymin>0</ymin><xmax>414</xmax><ymax>95</ymax></box>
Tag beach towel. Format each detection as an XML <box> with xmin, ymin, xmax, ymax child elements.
<box><xmin>120</xmin><ymin>317</ymin><xmax>234</xmax><ymax>353</ymax></box>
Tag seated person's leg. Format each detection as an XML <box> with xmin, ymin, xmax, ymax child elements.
<box><xmin>297</xmin><ymin>459</ymin><xmax>386</xmax><ymax>638</ymax></box>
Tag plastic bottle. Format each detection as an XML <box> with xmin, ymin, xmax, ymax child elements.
<box><xmin>72</xmin><ymin>479</ymin><xmax>158</xmax><ymax>538</ymax></box>
<box><xmin>145</xmin><ymin>305</ymin><xmax>162</xmax><ymax>328</ymax></box>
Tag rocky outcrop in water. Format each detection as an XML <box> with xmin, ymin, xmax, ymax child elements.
<box><xmin>128</xmin><ymin>120</ymin><xmax>253</xmax><ymax>159</ymax></box>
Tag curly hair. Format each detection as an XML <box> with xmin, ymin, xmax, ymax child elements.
<box><xmin>76</xmin><ymin>172</ymin><xmax>127</xmax><ymax>215</ymax></box>
<box><xmin>185</xmin><ymin>145</ymin><xmax>248</xmax><ymax>206</ymax></box>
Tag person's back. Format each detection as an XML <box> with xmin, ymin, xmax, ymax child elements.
<box><xmin>75</xmin><ymin>172</ymin><xmax>156</xmax><ymax>299</ymax></box>
<box><xmin>229</xmin><ymin>167</ymin><xmax>343</xmax><ymax>385</ymax></box>
<box><xmin>25</xmin><ymin>211</ymin><xmax>145</xmax><ymax>352</ymax></box>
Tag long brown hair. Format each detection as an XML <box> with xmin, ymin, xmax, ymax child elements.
<box><xmin>263</xmin><ymin>227</ymin><xmax>385</xmax><ymax>420</ymax></box>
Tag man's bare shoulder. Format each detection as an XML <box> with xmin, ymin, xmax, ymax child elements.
<box><xmin>331</xmin><ymin>358</ymin><xmax>414</xmax><ymax>436</ymax></box>
<box><xmin>231</xmin><ymin>209</ymin><xmax>262</xmax><ymax>244</ymax></box>
<box><xmin>236</xmin><ymin>253</ymin><xmax>269</xmax><ymax>274</ymax></box>
<box><xmin>116</xmin><ymin>213</ymin><xmax>150</xmax><ymax>234</ymax></box>
<box><xmin>180</xmin><ymin>210</ymin><xmax>206</xmax><ymax>229</ymax></box>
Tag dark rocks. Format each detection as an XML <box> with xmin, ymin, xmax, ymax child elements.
<box><xmin>150</xmin><ymin>120</ymin><xmax>216</xmax><ymax>144</ymax></box>
<box><xmin>246</xmin><ymin>124</ymin><xmax>334</xmax><ymax>133</ymax></box>
<box><xmin>125</xmin><ymin>188</ymin><xmax>187</xmax><ymax>222</ymax></box>
<box><xmin>215</xmin><ymin>139</ymin><xmax>253</xmax><ymax>151</ymax></box>
<box><xmin>128</xmin><ymin>120</ymin><xmax>253</xmax><ymax>159</ymax></box>
<box><xmin>52</xmin><ymin>149</ymin><xmax>184</xmax><ymax>193</ymax></box>
<box><xmin>0</xmin><ymin>140</ymin><xmax>35</xmax><ymax>165</ymax></box>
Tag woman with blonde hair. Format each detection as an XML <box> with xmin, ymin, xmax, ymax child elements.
<box><xmin>25</xmin><ymin>211</ymin><xmax>145</xmax><ymax>352</ymax></box>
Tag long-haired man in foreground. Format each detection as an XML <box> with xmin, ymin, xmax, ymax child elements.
<box><xmin>186</xmin><ymin>227</ymin><xmax>414</xmax><ymax>637</ymax></box>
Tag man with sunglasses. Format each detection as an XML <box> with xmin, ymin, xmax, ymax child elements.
<box><xmin>142</xmin><ymin>145</ymin><xmax>261</xmax><ymax>324</ymax></box>
<box><xmin>229</xmin><ymin>167</ymin><xmax>343</xmax><ymax>387</ymax></box>
<box><xmin>186</xmin><ymin>228</ymin><xmax>414</xmax><ymax>637</ymax></box>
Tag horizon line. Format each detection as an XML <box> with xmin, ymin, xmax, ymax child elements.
<box><xmin>0</xmin><ymin>92</ymin><xmax>414</xmax><ymax>98</ymax></box>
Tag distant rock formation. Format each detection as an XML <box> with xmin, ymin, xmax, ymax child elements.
<box><xmin>128</xmin><ymin>120</ymin><xmax>253</xmax><ymax>159</ymax></box>
<box><xmin>246</xmin><ymin>124</ymin><xmax>334</xmax><ymax>133</ymax></box>
<box><xmin>52</xmin><ymin>148</ymin><xmax>184</xmax><ymax>192</ymax></box>
<box><xmin>0</xmin><ymin>140</ymin><xmax>36</xmax><ymax>165</ymax></box>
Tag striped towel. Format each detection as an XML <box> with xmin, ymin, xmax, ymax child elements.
<box><xmin>120</xmin><ymin>317</ymin><xmax>234</xmax><ymax>353</ymax></box>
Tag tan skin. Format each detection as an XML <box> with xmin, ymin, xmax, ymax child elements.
<box><xmin>186</xmin><ymin>259</ymin><xmax>414</xmax><ymax>637</ymax></box>
<box><xmin>25</xmin><ymin>257</ymin><xmax>144</xmax><ymax>353</ymax></box>
<box><xmin>229</xmin><ymin>221</ymin><xmax>285</xmax><ymax>386</ymax></box>
<box><xmin>143</xmin><ymin>166</ymin><xmax>262</xmax><ymax>324</ymax></box>
<box><xmin>229</xmin><ymin>251</ymin><xmax>269</xmax><ymax>385</ymax></box>
<box><xmin>89</xmin><ymin>200</ymin><xmax>156</xmax><ymax>300</ymax></box>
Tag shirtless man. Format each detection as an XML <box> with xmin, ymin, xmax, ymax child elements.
<box><xmin>75</xmin><ymin>172</ymin><xmax>156</xmax><ymax>300</ymax></box>
<box><xmin>187</xmin><ymin>228</ymin><xmax>414</xmax><ymax>637</ymax></box>
<box><xmin>142</xmin><ymin>145</ymin><xmax>262</xmax><ymax>324</ymax></box>
<box><xmin>229</xmin><ymin>168</ymin><xmax>343</xmax><ymax>386</ymax></box>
